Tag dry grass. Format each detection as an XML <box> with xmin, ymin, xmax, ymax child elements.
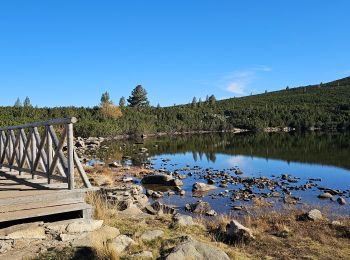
<box><xmin>84</xmin><ymin>192</ymin><xmax>350</xmax><ymax>260</ymax></box>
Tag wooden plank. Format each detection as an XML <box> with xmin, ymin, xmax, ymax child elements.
<box><xmin>48</xmin><ymin>127</ymin><xmax>67</xmax><ymax>179</ymax></box>
<box><xmin>47</xmin><ymin>126</ymin><xmax>53</xmax><ymax>184</ymax></box>
<box><xmin>1</xmin><ymin>165</ymin><xmax>66</xmax><ymax>182</ymax></box>
<box><xmin>0</xmin><ymin>117</ymin><xmax>78</xmax><ymax>131</ymax></box>
<box><xmin>48</xmin><ymin>125</ymin><xmax>68</xmax><ymax>170</ymax></box>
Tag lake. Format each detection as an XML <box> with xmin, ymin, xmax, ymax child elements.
<box><xmin>99</xmin><ymin>132</ymin><xmax>350</xmax><ymax>216</ymax></box>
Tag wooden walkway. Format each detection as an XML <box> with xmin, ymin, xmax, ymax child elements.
<box><xmin>0</xmin><ymin>118</ymin><xmax>93</xmax><ymax>223</ymax></box>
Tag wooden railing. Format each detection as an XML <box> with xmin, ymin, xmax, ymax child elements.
<box><xmin>0</xmin><ymin>118</ymin><xmax>91</xmax><ymax>189</ymax></box>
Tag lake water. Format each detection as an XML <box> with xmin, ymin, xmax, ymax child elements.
<box><xmin>100</xmin><ymin>132</ymin><xmax>350</xmax><ymax>216</ymax></box>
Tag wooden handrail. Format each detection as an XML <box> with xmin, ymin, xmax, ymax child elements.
<box><xmin>0</xmin><ymin>118</ymin><xmax>91</xmax><ymax>189</ymax></box>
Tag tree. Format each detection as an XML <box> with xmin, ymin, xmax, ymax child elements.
<box><xmin>119</xmin><ymin>96</ymin><xmax>126</xmax><ymax>107</ymax></box>
<box><xmin>100</xmin><ymin>91</ymin><xmax>112</xmax><ymax>106</ymax></box>
<box><xmin>286</xmin><ymin>86</ymin><xmax>290</xmax><ymax>90</ymax></box>
<box><xmin>208</xmin><ymin>95</ymin><xmax>216</xmax><ymax>106</ymax></box>
<box><xmin>198</xmin><ymin>98</ymin><xmax>203</xmax><ymax>107</ymax></box>
<box><xmin>191</xmin><ymin>97</ymin><xmax>197</xmax><ymax>107</ymax></box>
<box><xmin>14</xmin><ymin>98</ymin><xmax>22</xmax><ymax>107</ymax></box>
<box><xmin>156</xmin><ymin>103</ymin><xmax>161</xmax><ymax>108</ymax></box>
<box><xmin>24</xmin><ymin>96</ymin><xmax>32</xmax><ymax>107</ymax></box>
<box><xmin>127</xmin><ymin>85</ymin><xmax>150</xmax><ymax>107</ymax></box>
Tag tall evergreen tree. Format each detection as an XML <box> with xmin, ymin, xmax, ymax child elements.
<box><xmin>14</xmin><ymin>98</ymin><xmax>22</xmax><ymax>107</ymax></box>
<box><xmin>24</xmin><ymin>96</ymin><xmax>32</xmax><ymax>107</ymax></box>
<box><xmin>100</xmin><ymin>91</ymin><xmax>112</xmax><ymax>106</ymax></box>
<box><xmin>127</xmin><ymin>85</ymin><xmax>149</xmax><ymax>107</ymax></box>
<box><xmin>191</xmin><ymin>97</ymin><xmax>197</xmax><ymax>107</ymax></box>
<box><xmin>208</xmin><ymin>95</ymin><xmax>216</xmax><ymax>106</ymax></box>
<box><xmin>119</xmin><ymin>96</ymin><xmax>126</xmax><ymax>107</ymax></box>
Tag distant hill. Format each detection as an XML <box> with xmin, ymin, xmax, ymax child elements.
<box><xmin>0</xmin><ymin>77</ymin><xmax>349</xmax><ymax>137</ymax></box>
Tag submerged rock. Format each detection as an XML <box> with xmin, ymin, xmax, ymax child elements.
<box><xmin>318</xmin><ymin>192</ymin><xmax>333</xmax><ymax>199</ymax></box>
<box><xmin>337</xmin><ymin>197</ymin><xmax>346</xmax><ymax>205</ymax></box>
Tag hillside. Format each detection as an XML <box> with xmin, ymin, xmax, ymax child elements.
<box><xmin>0</xmin><ymin>77</ymin><xmax>349</xmax><ymax>137</ymax></box>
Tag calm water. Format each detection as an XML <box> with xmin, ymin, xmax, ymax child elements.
<box><xmin>100</xmin><ymin>132</ymin><xmax>350</xmax><ymax>215</ymax></box>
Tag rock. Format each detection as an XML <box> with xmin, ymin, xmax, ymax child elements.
<box><xmin>123</xmin><ymin>177</ymin><xmax>133</xmax><ymax>182</ymax></box>
<box><xmin>140</xmin><ymin>230</ymin><xmax>164</xmax><ymax>241</ymax></box>
<box><xmin>0</xmin><ymin>240</ymin><xmax>12</xmax><ymax>253</ymax></box>
<box><xmin>331</xmin><ymin>220</ymin><xmax>343</xmax><ymax>226</ymax></box>
<box><xmin>72</xmin><ymin>225</ymin><xmax>120</xmax><ymax>247</ymax></box>
<box><xmin>179</xmin><ymin>190</ymin><xmax>186</xmax><ymax>196</ymax></box>
<box><xmin>186</xmin><ymin>201</ymin><xmax>213</xmax><ymax>215</ymax></box>
<box><xmin>206</xmin><ymin>210</ymin><xmax>218</xmax><ymax>216</ymax></box>
<box><xmin>142</xmin><ymin>174</ymin><xmax>183</xmax><ymax>186</ymax></box>
<box><xmin>109</xmin><ymin>235</ymin><xmax>136</xmax><ymax>253</ymax></box>
<box><xmin>109</xmin><ymin>161</ymin><xmax>122</xmax><ymax>168</ymax></box>
<box><xmin>0</xmin><ymin>222</ymin><xmax>46</xmax><ymax>240</ymax></box>
<box><xmin>307</xmin><ymin>209</ymin><xmax>323</xmax><ymax>221</ymax></box>
<box><xmin>66</xmin><ymin>219</ymin><xmax>104</xmax><ymax>233</ymax></box>
<box><xmin>165</xmin><ymin>236</ymin><xmax>230</xmax><ymax>260</ymax></box>
<box><xmin>60</xmin><ymin>233</ymin><xmax>87</xmax><ymax>242</ymax></box>
<box><xmin>318</xmin><ymin>192</ymin><xmax>333</xmax><ymax>199</ymax></box>
<box><xmin>192</xmin><ymin>182</ymin><xmax>217</xmax><ymax>192</ymax></box>
<box><xmin>171</xmin><ymin>214</ymin><xmax>195</xmax><ymax>228</ymax></box>
<box><xmin>130</xmin><ymin>251</ymin><xmax>153</xmax><ymax>259</ymax></box>
<box><xmin>151</xmin><ymin>201</ymin><xmax>177</xmax><ymax>215</ymax></box>
<box><xmin>337</xmin><ymin>197</ymin><xmax>346</xmax><ymax>205</ymax></box>
<box><xmin>227</xmin><ymin>220</ymin><xmax>254</xmax><ymax>242</ymax></box>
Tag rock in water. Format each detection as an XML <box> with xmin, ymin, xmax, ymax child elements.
<box><xmin>337</xmin><ymin>197</ymin><xmax>346</xmax><ymax>205</ymax></box>
<box><xmin>226</xmin><ymin>220</ymin><xmax>254</xmax><ymax>242</ymax></box>
<box><xmin>318</xmin><ymin>192</ymin><xmax>333</xmax><ymax>199</ymax></box>
<box><xmin>164</xmin><ymin>236</ymin><xmax>230</xmax><ymax>260</ymax></box>
<box><xmin>142</xmin><ymin>174</ymin><xmax>183</xmax><ymax>186</ymax></box>
<box><xmin>192</xmin><ymin>182</ymin><xmax>217</xmax><ymax>192</ymax></box>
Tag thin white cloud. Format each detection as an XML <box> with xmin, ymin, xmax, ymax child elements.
<box><xmin>222</xmin><ymin>65</ymin><xmax>271</xmax><ymax>96</ymax></box>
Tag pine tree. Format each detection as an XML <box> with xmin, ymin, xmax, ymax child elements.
<box><xmin>156</xmin><ymin>103</ymin><xmax>161</xmax><ymax>108</ymax></box>
<box><xmin>198</xmin><ymin>98</ymin><xmax>203</xmax><ymax>107</ymax></box>
<box><xmin>119</xmin><ymin>96</ymin><xmax>126</xmax><ymax>107</ymax></box>
<box><xmin>191</xmin><ymin>97</ymin><xmax>197</xmax><ymax>107</ymax></box>
<box><xmin>100</xmin><ymin>91</ymin><xmax>112</xmax><ymax>106</ymax></box>
<box><xmin>14</xmin><ymin>98</ymin><xmax>22</xmax><ymax>107</ymax></box>
<box><xmin>127</xmin><ymin>85</ymin><xmax>150</xmax><ymax>107</ymax></box>
<box><xmin>24</xmin><ymin>96</ymin><xmax>32</xmax><ymax>107</ymax></box>
<box><xmin>208</xmin><ymin>95</ymin><xmax>216</xmax><ymax>106</ymax></box>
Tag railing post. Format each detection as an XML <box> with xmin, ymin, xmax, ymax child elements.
<box><xmin>31</xmin><ymin>128</ymin><xmax>36</xmax><ymax>179</ymax></box>
<box><xmin>18</xmin><ymin>129</ymin><xmax>23</xmax><ymax>175</ymax></box>
<box><xmin>0</xmin><ymin>130</ymin><xmax>2</xmax><ymax>168</ymax></box>
<box><xmin>46</xmin><ymin>126</ymin><xmax>52</xmax><ymax>184</ymax></box>
<box><xmin>66</xmin><ymin>123</ymin><xmax>74</xmax><ymax>189</ymax></box>
<box><xmin>8</xmin><ymin>130</ymin><xmax>12</xmax><ymax>171</ymax></box>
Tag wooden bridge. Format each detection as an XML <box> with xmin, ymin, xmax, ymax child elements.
<box><xmin>0</xmin><ymin>118</ymin><xmax>93</xmax><ymax>223</ymax></box>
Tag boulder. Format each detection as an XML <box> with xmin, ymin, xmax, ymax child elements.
<box><xmin>171</xmin><ymin>214</ymin><xmax>195</xmax><ymax>228</ymax></box>
<box><xmin>109</xmin><ymin>235</ymin><xmax>136</xmax><ymax>253</ymax></box>
<box><xmin>66</xmin><ymin>219</ymin><xmax>103</xmax><ymax>233</ymax></box>
<box><xmin>318</xmin><ymin>192</ymin><xmax>333</xmax><ymax>199</ymax></box>
<box><xmin>226</xmin><ymin>220</ymin><xmax>254</xmax><ymax>242</ymax></box>
<box><xmin>0</xmin><ymin>222</ymin><xmax>46</xmax><ymax>240</ymax></box>
<box><xmin>140</xmin><ymin>230</ymin><xmax>164</xmax><ymax>241</ymax></box>
<box><xmin>337</xmin><ymin>197</ymin><xmax>346</xmax><ymax>205</ymax></box>
<box><xmin>187</xmin><ymin>201</ymin><xmax>213</xmax><ymax>215</ymax></box>
<box><xmin>307</xmin><ymin>209</ymin><xmax>323</xmax><ymax>221</ymax></box>
<box><xmin>164</xmin><ymin>236</ymin><xmax>230</xmax><ymax>260</ymax></box>
<box><xmin>192</xmin><ymin>182</ymin><xmax>216</xmax><ymax>192</ymax></box>
<box><xmin>142</xmin><ymin>174</ymin><xmax>183</xmax><ymax>186</ymax></box>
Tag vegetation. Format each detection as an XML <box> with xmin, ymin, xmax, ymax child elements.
<box><xmin>1</xmin><ymin>77</ymin><xmax>350</xmax><ymax>137</ymax></box>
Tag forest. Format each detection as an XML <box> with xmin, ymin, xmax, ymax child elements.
<box><xmin>0</xmin><ymin>77</ymin><xmax>349</xmax><ymax>137</ymax></box>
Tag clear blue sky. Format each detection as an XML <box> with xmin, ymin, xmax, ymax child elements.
<box><xmin>0</xmin><ymin>0</ymin><xmax>349</xmax><ymax>107</ymax></box>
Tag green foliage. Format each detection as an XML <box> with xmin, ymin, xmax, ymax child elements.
<box><xmin>24</xmin><ymin>96</ymin><xmax>32</xmax><ymax>108</ymax></box>
<box><xmin>14</xmin><ymin>98</ymin><xmax>22</xmax><ymax>107</ymax></box>
<box><xmin>119</xmin><ymin>96</ymin><xmax>126</xmax><ymax>107</ymax></box>
<box><xmin>100</xmin><ymin>91</ymin><xmax>112</xmax><ymax>106</ymax></box>
<box><xmin>1</xmin><ymin>77</ymin><xmax>350</xmax><ymax>137</ymax></box>
<box><xmin>127</xmin><ymin>85</ymin><xmax>150</xmax><ymax>107</ymax></box>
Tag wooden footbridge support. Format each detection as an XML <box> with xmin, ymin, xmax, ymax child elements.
<box><xmin>0</xmin><ymin>118</ymin><xmax>93</xmax><ymax>223</ymax></box>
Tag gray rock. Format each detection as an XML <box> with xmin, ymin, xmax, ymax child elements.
<box><xmin>307</xmin><ymin>209</ymin><xmax>323</xmax><ymax>221</ymax></box>
<box><xmin>165</xmin><ymin>236</ymin><xmax>230</xmax><ymax>260</ymax></box>
<box><xmin>192</xmin><ymin>182</ymin><xmax>217</xmax><ymax>192</ymax></box>
<box><xmin>140</xmin><ymin>229</ymin><xmax>164</xmax><ymax>241</ymax></box>
<box><xmin>109</xmin><ymin>235</ymin><xmax>136</xmax><ymax>253</ymax></box>
<box><xmin>66</xmin><ymin>219</ymin><xmax>103</xmax><ymax>233</ymax></box>
<box><xmin>227</xmin><ymin>220</ymin><xmax>254</xmax><ymax>242</ymax></box>
<box><xmin>0</xmin><ymin>222</ymin><xmax>46</xmax><ymax>240</ymax></box>
<box><xmin>188</xmin><ymin>201</ymin><xmax>212</xmax><ymax>215</ymax></box>
<box><xmin>206</xmin><ymin>210</ymin><xmax>218</xmax><ymax>216</ymax></box>
<box><xmin>337</xmin><ymin>197</ymin><xmax>346</xmax><ymax>205</ymax></box>
<box><xmin>318</xmin><ymin>192</ymin><xmax>333</xmax><ymax>199</ymax></box>
<box><xmin>171</xmin><ymin>214</ymin><xmax>195</xmax><ymax>227</ymax></box>
<box><xmin>0</xmin><ymin>240</ymin><xmax>12</xmax><ymax>253</ymax></box>
<box><xmin>142</xmin><ymin>174</ymin><xmax>183</xmax><ymax>186</ymax></box>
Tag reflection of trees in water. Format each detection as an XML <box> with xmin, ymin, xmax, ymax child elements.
<box><xmin>104</xmin><ymin>132</ymin><xmax>350</xmax><ymax>170</ymax></box>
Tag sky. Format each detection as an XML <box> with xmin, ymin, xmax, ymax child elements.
<box><xmin>0</xmin><ymin>0</ymin><xmax>349</xmax><ymax>107</ymax></box>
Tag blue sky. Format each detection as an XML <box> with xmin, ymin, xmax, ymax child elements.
<box><xmin>0</xmin><ymin>0</ymin><xmax>349</xmax><ymax>107</ymax></box>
